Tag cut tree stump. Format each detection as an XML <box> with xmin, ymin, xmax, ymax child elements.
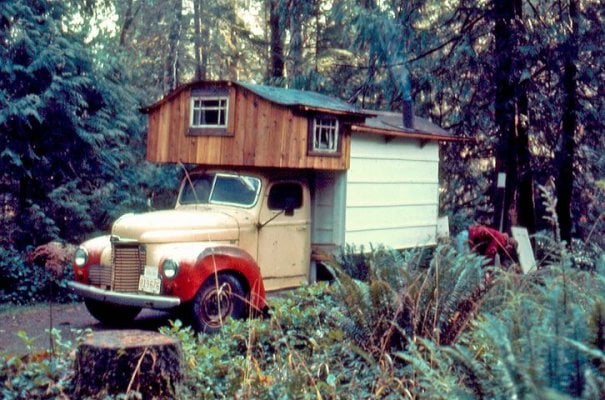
<box><xmin>74</xmin><ymin>330</ymin><xmax>182</xmax><ymax>399</ymax></box>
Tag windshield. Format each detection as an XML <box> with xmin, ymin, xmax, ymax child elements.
<box><xmin>179</xmin><ymin>172</ymin><xmax>261</xmax><ymax>208</ymax></box>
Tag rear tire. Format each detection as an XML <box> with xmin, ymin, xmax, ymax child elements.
<box><xmin>84</xmin><ymin>299</ymin><xmax>141</xmax><ymax>326</ymax></box>
<box><xmin>190</xmin><ymin>274</ymin><xmax>247</xmax><ymax>333</ymax></box>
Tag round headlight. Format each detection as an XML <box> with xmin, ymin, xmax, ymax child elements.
<box><xmin>162</xmin><ymin>259</ymin><xmax>179</xmax><ymax>279</ymax></box>
<box><xmin>74</xmin><ymin>247</ymin><xmax>88</xmax><ymax>267</ymax></box>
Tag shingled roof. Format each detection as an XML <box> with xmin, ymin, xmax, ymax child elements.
<box><xmin>355</xmin><ymin>110</ymin><xmax>460</xmax><ymax>142</ymax></box>
<box><xmin>237</xmin><ymin>82</ymin><xmax>365</xmax><ymax>116</ymax></box>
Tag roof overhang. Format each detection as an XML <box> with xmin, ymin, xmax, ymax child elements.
<box><xmin>352</xmin><ymin>111</ymin><xmax>469</xmax><ymax>142</ymax></box>
<box><xmin>351</xmin><ymin>124</ymin><xmax>464</xmax><ymax>142</ymax></box>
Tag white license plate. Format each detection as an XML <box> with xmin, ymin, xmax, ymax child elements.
<box><xmin>138</xmin><ymin>275</ymin><xmax>161</xmax><ymax>294</ymax></box>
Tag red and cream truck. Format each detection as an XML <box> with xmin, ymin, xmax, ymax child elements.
<box><xmin>69</xmin><ymin>80</ymin><xmax>457</xmax><ymax>331</ymax></box>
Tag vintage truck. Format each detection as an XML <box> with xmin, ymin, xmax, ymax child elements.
<box><xmin>69</xmin><ymin>80</ymin><xmax>458</xmax><ymax>332</ymax></box>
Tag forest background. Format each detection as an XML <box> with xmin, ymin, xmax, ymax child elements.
<box><xmin>1</xmin><ymin>0</ymin><xmax>603</xmax><ymax>260</ymax></box>
<box><xmin>0</xmin><ymin>1</ymin><xmax>604</xmax><ymax>398</ymax></box>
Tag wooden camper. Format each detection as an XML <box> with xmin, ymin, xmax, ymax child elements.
<box><xmin>143</xmin><ymin>80</ymin><xmax>368</xmax><ymax>170</ymax></box>
<box><xmin>143</xmin><ymin>80</ymin><xmax>460</xmax><ymax>250</ymax></box>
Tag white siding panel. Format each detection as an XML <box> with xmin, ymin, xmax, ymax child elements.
<box><xmin>351</xmin><ymin>135</ymin><xmax>439</xmax><ymax>161</ymax></box>
<box><xmin>347</xmin><ymin>158</ymin><xmax>437</xmax><ymax>183</ymax></box>
<box><xmin>345</xmin><ymin>226</ymin><xmax>437</xmax><ymax>250</ymax></box>
<box><xmin>346</xmin><ymin>182</ymin><xmax>438</xmax><ymax>207</ymax></box>
<box><xmin>345</xmin><ymin>133</ymin><xmax>440</xmax><ymax>249</ymax></box>
<box><xmin>346</xmin><ymin>204</ymin><xmax>438</xmax><ymax>232</ymax></box>
<box><xmin>311</xmin><ymin>171</ymin><xmax>346</xmax><ymax>246</ymax></box>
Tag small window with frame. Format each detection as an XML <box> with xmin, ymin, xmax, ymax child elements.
<box><xmin>190</xmin><ymin>96</ymin><xmax>228</xmax><ymax>128</ymax></box>
<box><xmin>309</xmin><ymin>115</ymin><xmax>340</xmax><ymax>155</ymax></box>
<box><xmin>188</xmin><ymin>87</ymin><xmax>230</xmax><ymax>136</ymax></box>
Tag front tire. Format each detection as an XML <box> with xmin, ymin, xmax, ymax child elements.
<box><xmin>84</xmin><ymin>299</ymin><xmax>141</xmax><ymax>326</ymax></box>
<box><xmin>190</xmin><ymin>274</ymin><xmax>247</xmax><ymax>333</ymax></box>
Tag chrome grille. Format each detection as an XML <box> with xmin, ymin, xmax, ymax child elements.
<box><xmin>89</xmin><ymin>264</ymin><xmax>112</xmax><ymax>289</ymax></box>
<box><xmin>112</xmin><ymin>243</ymin><xmax>146</xmax><ymax>292</ymax></box>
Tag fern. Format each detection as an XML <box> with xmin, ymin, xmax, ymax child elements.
<box><xmin>330</xmin><ymin>243</ymin><xmax>494</xmax><ymax>360</ymax></box>
<box><xmin>443</xmin><ymin>344</ymin><xmax>492</xmax><ymax>400</ymax></box>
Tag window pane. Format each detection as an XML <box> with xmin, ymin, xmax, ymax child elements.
<box><xmin>211</xmin><ymin>175</ymin><xmax>260</xmax><ymax>206</ymax></box>
<box><xmin>313</xmin><ymin>117</ymin><xmax>338</xmax><ymax>152</ymax></box>
<box><xmin>192</xmin><ymin>109</ymin><xmax>200</xmax><ymax>126</ymax></box>
<box><xmin>268</xmin><ymin>183</ymin><xmax>303</xmax><ymax>210</ymax></box>
<box><xmin>190</xmin><ymin>96</ymin><xmax>228</xmax><ymax>128</ymax></box>
<box><xmin>179</xmin><ymin>174</ymin><xmax>213</xmax><ymax>204</ymax></box>
<box><xmin>203</xmin><ymin>109</ymin><xmax>219</xmax><ymax>125</ymax></box>
<box><xmin>201</xmin><ymin>99</ymin><xmax>221</xmax><ymax>108</ymax></box>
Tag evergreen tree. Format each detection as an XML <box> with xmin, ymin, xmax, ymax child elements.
<box><xmin>0</xmin><ymin>0</ymin><xmax>172</xmax><ymax>249</ymax></box>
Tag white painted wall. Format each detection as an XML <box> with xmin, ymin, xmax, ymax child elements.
<box><xmin>310</xmin><ymin>171</ymin><xmax>346</xmax><ymax>247</ymax></box>
<box><xmin>344</xmin><ymin>133</ymin><xmax>440</xmax><ymax>249</ymax></box>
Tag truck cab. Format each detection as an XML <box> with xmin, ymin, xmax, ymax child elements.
<box><xmin>69</xmin><ymin>169</ymin><xmax>311</xmax><ymax>332</ymax></box>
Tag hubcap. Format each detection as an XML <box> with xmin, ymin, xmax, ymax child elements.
<box><xmin>201</xmin><ymin>283</ymin><xmax>233</xmax><ymax>327</ymax></box>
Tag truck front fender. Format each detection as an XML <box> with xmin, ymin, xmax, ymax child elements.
<box><xmin>162</xmin><ymin>246</ymin><xmax>266</xmax><ymax>312</ymax></box>
<box><xmin>72</xmin><ymin>235</ymin><xmax>112</xmax><ymax>284</ymax></box>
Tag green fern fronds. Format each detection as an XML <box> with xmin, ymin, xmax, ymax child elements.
<box><xmin>330</xmin><ymin>244</ymin><xmax>495</xmax><ymax>359</ymax></box>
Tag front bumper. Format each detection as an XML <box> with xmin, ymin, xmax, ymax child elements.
<box><xmin>68</xmin><ymin>281</ymin><xmax>181</xmax><ymax>309</ymax></box>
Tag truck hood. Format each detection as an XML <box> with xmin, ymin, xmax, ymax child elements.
<box><xmin>112</xmin><ymin>208</ymin><xmax>241</xmax><ymax>243</ymax></box>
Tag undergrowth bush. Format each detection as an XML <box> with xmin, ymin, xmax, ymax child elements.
<box><xmin>330</xmin><ymin>245</ymin><xmax>490</xmax><ymax>356</ymax></box>
<box><xmin>0</xmin><ymin>247</ymin><xmax>76</xmax><ymax>305</ymax></box>
<box><xmin>0</xmin><ymin>328</ymin><xmax>87</xmax><ymax>399</ymax></box>
<box><xmin>160</xmin><ymin>284</ymin><xmax>393</xmax><ymax>399</ymax></box>
<box><xmin>1</xmin><ymin>243</ymin><xmax>604</xmax><ymax>399</ymax></box>
<box><xmin>396</xmin><ymin>260</ymin><xmax>605</xmax><ymax>399</ymax></box>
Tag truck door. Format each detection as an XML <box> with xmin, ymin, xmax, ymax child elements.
<box><xmin>257</xmin><ymin>181</ymin><xmax>311</xmax><ymax>291</ymax></box>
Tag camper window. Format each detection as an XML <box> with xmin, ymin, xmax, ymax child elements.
<box><xmin>190</xmin><ymin>97</ymin><xmax>228</xmax><ymax>127</ymax></box>
<box><xmin>309</xmin><ymin>116</ymin><xmax>340</xmax><ymax>155</ymax></box>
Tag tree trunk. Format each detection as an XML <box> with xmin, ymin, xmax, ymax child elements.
<box><xmin>74</xmin><ymin>330</ymin><xmax>182</xmax><ymax>399</ymax></box>
<box><xmin>193</xmin><ymin>0</ymin><xmax>206</xmax><ymax>80</ymax></box>
<box><xmin>227</xmin><ymin>3</ymin><xmax>239</xmax><ymax>81</ymax></box>
<box><xmin>555</xmin><ymin>0</ymin><xmax>578</xmax><ymax>244</ymax></box>
<box><xmin>493</xmin><ymin>0</ymin><xmax>516</xmax><ymax>232</ymax></box>
<box><xmin>164</xmin><ymin>0</ymin><xmax>183</xmax><ymax>92</ymax></box>
<box><xmin>493</xmin><ymin>0</ymin><xmax>535</xmax><ymax>233</ymax></box>
<box><xmin>516</xmin><ymin>86</ymin><xmax>536</xmax><ymax>234</ymax></box>
<box><xmin>268</xmin><ymin>0</ymin><xmax>284</xmax><ymax>79</ymax></box>
<box><xmin>288</xmin><ymin>0</ymin><xmax>303</xmax><ymax>87</ymax></box>
<box><xmin>119</xmin><ymin>0</ymin><xmax>134</xmax><ymax>47</ymax></box>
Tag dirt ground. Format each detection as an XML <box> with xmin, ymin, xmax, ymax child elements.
<box><xmin>0</xmin><ymin>302</ymin><xmax>174</xmax><ymax>357</ymax></box>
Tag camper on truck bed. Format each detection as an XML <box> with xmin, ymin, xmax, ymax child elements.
<box><xmin>69</xmin><ymin>80</ymin><xmax>460</xmax><ymax>332</ymax></box>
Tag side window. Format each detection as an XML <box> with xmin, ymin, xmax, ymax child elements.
<box><xmin>190</xmin><ymin>97</ymin><xmax>228</xmax><ymax>128</ymax></box>
<box><xmin>308</xmin><ymin>115</ymin><xmax>340</xmax><ymax>154</ymax></box>
<box><xmin>268</xmin><ymin>183</ymin><xmax>303</xmax><ymax>211</ymax></box>
<box><xmin>188</xmin><ymin>87</ymin><xmax>231</xmax><ymax>136</ymax></box>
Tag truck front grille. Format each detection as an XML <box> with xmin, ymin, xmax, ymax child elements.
<box><xmin>89</xmin><ymin>264</ymin><xmax>112</xmax><ymax>289</ymax></box>
<box><xmin>112</xmin><ymin>244</ymin><xmax>146</xmax><ymax>292</ymax></box>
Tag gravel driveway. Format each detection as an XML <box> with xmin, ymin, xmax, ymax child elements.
<box><xmin>0</xmin><ymin>302</ymin><xmax>175</xmax><ymax>356</ymax></box>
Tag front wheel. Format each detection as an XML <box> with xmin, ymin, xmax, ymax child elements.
<box><xmin>190</xmin><ymin>274</ymin><xmax>247</xmax><ymax>333</ymax></box>
<box><xmin>84</xmin><ymin>299</ymin><xmax>141</xmax><ymax>326</ymax></box>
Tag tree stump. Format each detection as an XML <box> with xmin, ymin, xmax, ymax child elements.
<box><xmin>74</xmin><ymin>330</ymin><xmax>182</xmax><ymax>399</ymax></box>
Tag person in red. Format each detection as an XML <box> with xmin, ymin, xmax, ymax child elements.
<box><xmin>468</xmin><ymin>225</ymin><xmax>518</xmax><ymax>264</ymax></box>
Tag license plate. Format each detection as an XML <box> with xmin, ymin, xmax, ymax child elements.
<box><xmin>138</xmin><ymin>275</ymin><xmax>161</xmax><ymax>294</ymax></box>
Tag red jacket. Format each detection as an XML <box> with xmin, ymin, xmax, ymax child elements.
<box><xmin>468</xmin><ymin>225</ymin><xmax>514</xmax><ymax>261</ymax></box>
